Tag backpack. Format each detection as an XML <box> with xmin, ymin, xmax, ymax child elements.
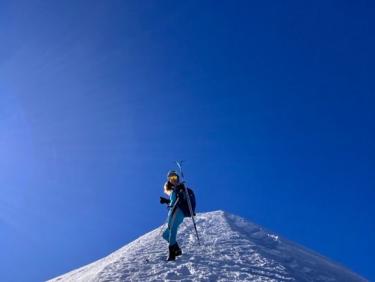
<box><xmin>175</xmin><ymin>184</ymin><xmax>196</xmax><ymax>217</ymax></box>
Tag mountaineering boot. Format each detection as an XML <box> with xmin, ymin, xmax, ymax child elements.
<box><xmin>174</xmin><ymin>242</ymin><xmax>182</xmax><ymax>257</ymax></box>
<box><xmin>167</xmin><ymin>244</ymin><xmax>177</xmax><ymax>261</ymax></box>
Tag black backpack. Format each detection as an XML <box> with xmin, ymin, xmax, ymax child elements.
<box><xmin>175</xmin><ymin>184</ymin><xmax>196</xmax><ymax>217</ymax></box>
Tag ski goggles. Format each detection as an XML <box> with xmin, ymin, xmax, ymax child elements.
<box><xmin>168</xmin><ymin>175</ymin><xmax>178</xmax><ymax>181</ymax></box>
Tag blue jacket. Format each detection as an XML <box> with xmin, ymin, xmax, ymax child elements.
<box><xmin>168</xmin><ymin>186</ymin><xmax>179</xmax><ymax>216</ymax></box>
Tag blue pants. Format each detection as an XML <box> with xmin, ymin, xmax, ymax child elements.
<box><xmin>162</xmin><ymin>207</ymin><xmax>185</xmax><ymax>246</ymax></box>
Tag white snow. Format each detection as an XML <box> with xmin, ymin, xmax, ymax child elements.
<box><xmin>47</xmin><ymin>210</ymin><xmax>367</xmax><ymax>282</ymax></box>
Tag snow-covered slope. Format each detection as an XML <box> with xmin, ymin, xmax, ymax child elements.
<box><xmin>47</xmin><ymin>210</ymin><xmax>367</xmax><ymax>282</ymax></box>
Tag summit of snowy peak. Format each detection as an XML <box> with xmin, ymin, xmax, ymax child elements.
<box><xmin>47</xmin><ymin>211</ymin><xmax>367</xmax><ymax>282</ymax></box>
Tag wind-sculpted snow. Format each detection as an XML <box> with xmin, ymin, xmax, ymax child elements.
<box><xmin>47</xmin><ymin>210</ymin><xmax>367</xmax><ymax>282</ymax></box>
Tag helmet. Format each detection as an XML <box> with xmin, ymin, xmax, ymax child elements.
<box><xmin>167</xmin><ymin>170</ymin><xmax>179</xmax><ymax>179</ymax></box>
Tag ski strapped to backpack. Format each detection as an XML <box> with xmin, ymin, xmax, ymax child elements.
<box><xmin>173</xmin><ymin>184</ymin><xmax>196</xmax><ymax>217</ymax></box>
<box><xmin>176</xmin><ymin>160</ymin><xmax>201</xmax><ymax>245</ymax></box>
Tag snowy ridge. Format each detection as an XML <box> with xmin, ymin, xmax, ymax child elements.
<box><xmin>47</xmin><ymin>210</ymin><xmax>367</xmax><ymax>282</ymax></box>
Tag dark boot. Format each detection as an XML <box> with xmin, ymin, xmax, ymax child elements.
<box><xmin>174</xmin><ymin>243</ymin><xmax>182</xmax><ymax>257</ymax></box>
<box><xmin>167</xmin><ymin>244</ymin><xmax>177</xmax><ymax>261</ymax></box>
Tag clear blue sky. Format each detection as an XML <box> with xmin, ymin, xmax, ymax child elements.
<box><xmin>1</xmin><ymin>1</ymin><xmax>374</xmax><ymax>281</ymax></box>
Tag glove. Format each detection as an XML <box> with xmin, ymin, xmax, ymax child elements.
<box><xmin>160</xmin><ymin>197</ymin><xmax>171</xmax><ymax>205</ymax></box>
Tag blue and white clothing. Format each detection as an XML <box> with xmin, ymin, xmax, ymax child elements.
<box><xmin>162</xmin><ymin>186</ymin><xmax>185</xmax><ymax>246</ymax></box>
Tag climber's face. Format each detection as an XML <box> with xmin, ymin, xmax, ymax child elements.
<box><xmin>169</xmin><ymin>175</ymin><xmax>179</xmax><ymax>185</ymax></box>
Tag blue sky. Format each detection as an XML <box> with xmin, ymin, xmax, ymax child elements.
<box><xmin>0</xmin><ymin>1</ymin><xmax>374</xmax><ymax>281</ymax></box>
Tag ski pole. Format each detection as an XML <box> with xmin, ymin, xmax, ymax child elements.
<box><xmin>176</xmin><ymin>160</ymin><xmax>201</xmax><ymax>246</ymax></box>
<box><xmin>145</xmin><ymin>214</ymin><xmax>168</xmax><ymax>263</ymax></box>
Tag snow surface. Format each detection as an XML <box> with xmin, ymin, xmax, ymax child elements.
<box><xmin>47</xmin><ymin>210</ymin><xmax>367</xmax><ymax>282</ymax></box>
